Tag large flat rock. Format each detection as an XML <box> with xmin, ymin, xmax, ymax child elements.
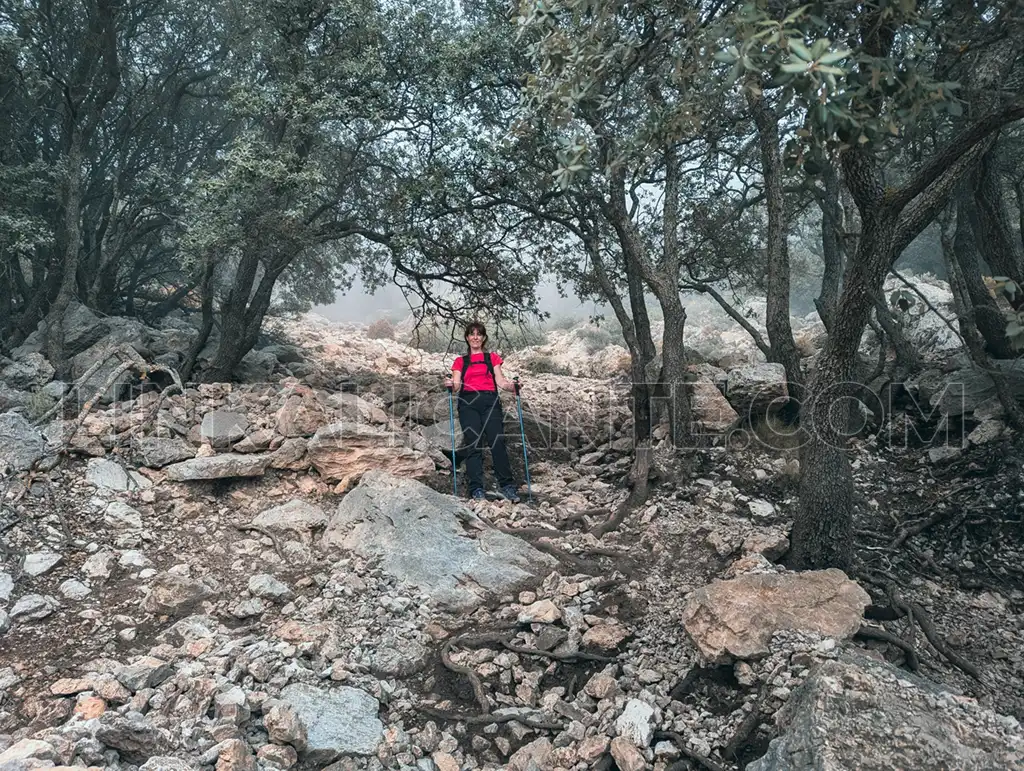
<box><xmin>163</xmin><ymin>453</ymin><xmax>271</xmax><ymax>481</ymax></box>
<box><xmin>279</xmin><ymin>683</ymin><xmax>382</xmax><ymax>762</ymax></box>
<box><xmin>321</xmin><ymin>470</ymin><xmax>556</xmax><ymax>610</ymax></box>
<box><xmin>306</xmin><ymin>423</ymin><xmax>433</xmax><ymax>483</ymax></box>
<box><xmin>682</xmin><ymin>569</ymin><xmax>869</xmax><ymax>663</ymax></box>
<box><xmin>0</xmin><ymin>413</ymin><xmax>45</xmax><ymax>472</ymax></box>
<box><xmin>748</xmin><ymin>652</ymin><xmax>1024</xmax><ymax>770</ymax></box>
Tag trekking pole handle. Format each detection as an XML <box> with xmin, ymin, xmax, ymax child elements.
<box><xmin>512</xmin><ymin>375</ymin><xmax>521</xmax><ymax>395</ymax></box>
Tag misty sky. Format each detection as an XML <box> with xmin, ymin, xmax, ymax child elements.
<box><xmin>313</xmin><ymin>276</ymin><xmax>605</xmax><ymax>323</ymax></box>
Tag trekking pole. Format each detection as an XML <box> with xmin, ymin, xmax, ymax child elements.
<box><xmin>513</xmin><ymin>376</ymin><xmax>532</xmax><ymax>502</ymax></box>
<box><xmin>446</xmin><ymin>377</ymin><xmax>458</xmax><ymax>496</ymax></box>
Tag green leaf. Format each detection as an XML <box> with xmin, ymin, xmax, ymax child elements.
<box><xmin>947</xmin><ymin>100</ymin><xmax>963</xmax><ymax>117</ymax></box>
<box><xmin>816</xmin><ymin>64</ymin><xmax>846</xmax><ymax>76</ymax></box>
<box><xmin>818</xmin><ymin>49</ymin><xmax>852</xmax><ymax>65</ymax></box>
<box><xmin>781</xmin><ymin>61</ymin><xmax>809</xmax><ymax>73</ymax></box>
<box><xmin>782</xmin><ymin>4</ymin><xmax>811</xmax><ymax>25</ymax></box>
<box><xmin>810</xmin><ymin>37</ymin><xmax>831</xmax><ymax>59</ymax></box>
<box><xmin>789</xmin><ymin>39</ymin><xmax>812</xmax><ymax>61</ymax></box>
<box><xmin>714</xmin><ymin>50</ymin><xmax>737</xmax><ymax>64</ymax></box>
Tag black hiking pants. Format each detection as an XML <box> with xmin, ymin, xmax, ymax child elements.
<box><xmin>458</xmin><ymin>389</ymin><xmax>515</xmax><ymax>493</ymax></box>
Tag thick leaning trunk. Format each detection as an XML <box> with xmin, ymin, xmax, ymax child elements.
<box><xmin>792</xmin><ymin>210</ymin><xmax>899</xmax><ymax>570</ymax></box>
<box><xmin>202</xmin><ymin>259</ymin><xmax>286</xmax><ymax>383</ymax></box>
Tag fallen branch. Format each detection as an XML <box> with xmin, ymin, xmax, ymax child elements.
<box><xmin>32</xmin><ymin>350</ymin><xmax>116</xmax><ymax>426</ymax></box>
<box><xmin>891</xmin><ymin>508</ymin><xmax>950</xmax><ymax>549</ymax></box>
<box><xmin>56</xmin><ymin>345</ymin><xmax>184</xmax><ymax>453</ymax></box>
<box><xmin>590</xmin><ymin>499</ymin><xmax>633</xmax><ymax>539</ymax></box>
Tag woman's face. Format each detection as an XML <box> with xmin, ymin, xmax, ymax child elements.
<box><xmin>466</xmin><ymin>329</ymin><xmax>485</xmax><ymax>346</ymax></box>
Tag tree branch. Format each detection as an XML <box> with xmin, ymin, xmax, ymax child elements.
<box><xmin>890</xmin><ymin>100</ymin><xmax>1024</xmax><ymax>212</ymax></box>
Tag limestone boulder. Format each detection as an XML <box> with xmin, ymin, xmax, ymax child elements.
<box><xmin>690</xmin><ymin>374</ymin><xmax>739</xmax><ymax>434</ymax></box>
<box><xmin>164</xmin><ymin>454</ymin><xmax>271</xmax><ymax>481</ymax></box>
<box><xmin>275</xmin><ymin>388</ymin><xmax>328</xmax><ymax>437</ymax></box>
<box><xmin>749</xmin><ymin>652</ymin><xmax>1024</xmax><ymax>770</ymax></box>
<box><xmin>0</xmin><ymin>412</ymin><xmax>45</xmax><ymax>472</ymax></box>
<box><xmin>278</xmin><ymin>683</ymin><xmax>382</xmax><ymax>762</ymax></box>
<box><xmin>726</xmin><ymin>363</ymin><xmax>788</xmax><ymax>420</ymax></box>
<box><xmin>682</xmin><ymin>569</ymin><xmax>869</xmax><ymax>663</ymax></box>
<box><xmin>321</xmin><ymin>470</ymin><xmax>556</xmax><ymax>610</ymax></box>
<box><xmin>306</xmin><ymin>423</ymin><xmax>433</xmax><ymax>484</ymax></box>
<box><xmin>250</xmin><ymin>500</ymin><xmax>328</xmax><ymax>545</ymax></box>
<box><xmin>200</xmin><ymin>410</ymin><xmax>249</xmax><ymax>449</ymax></box>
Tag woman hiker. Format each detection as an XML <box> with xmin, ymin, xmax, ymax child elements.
<box><xmin>443</xmin><ymin>321</ymin><xmax>522</xmax><ymax>502</ymax></box>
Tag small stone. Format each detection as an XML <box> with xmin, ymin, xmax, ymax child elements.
<box><xmin>264</xmin><ymin>703</ymin><xmax>308</xmax><ymax>751</ymax></box>
<box><xmin>82</xmin><ymin>551</ymin><xmax>116</xmax><ymax>580</ymax></box>
<box><xmin>119</xmin><ymin>550</ymin><xmax>152</xmax><ymax>568</ymax></box>
<box><xmin>742</xmin><ymin>531</ymin><xmax>790</xmax><ymax>561</ymax></box>
<box><xmin>0</xmin><ymin>739</ymin><xmax>58</xmax><ymax>765</ymax></box>
<box><xmin>248</xmin><ymin>574</ymin><xmax>294</xmax><ymax>602</ymax></box>
<box><xmin>578</xmin><ymin>735</ymin><xmax>610</xmax><ymax>762</ymax></box>
<box><xmin>507</xmin><ymin>737</ymin><xmax>553</xmax><ymax>771</ymax></box>
<box><xmin>706</xmin><ymin>531</ymin><xmax>737</xmax><ymax>558</ymax></box>
<box><xmin>747</xmin><ymin>499</ymin><xmax>776</xmax><ymax>519</ymax></box>
<box><xmin>734</xmin><ymin>661</ymin><xmax>756</xmax><ymax>687</ymax></box>
<box><xmin>431</xmin><ymin>751</ymin><xmax>460</xmax><ymax>771</ymax></box>
<box><xmin>75</xmin><ymin>695</ymin><xmax>108</xmax><ymax>719</ymax></box>
<box><xmin>582</xmin><ymin>623</ymin><xmax>630</xmax><ymax>651</ymax></box>
<box><xmin>257</xmin><ymin>744</ymin><xmax>298</xmax><ymax>769</ymax></box>
<box><xmin>142</xmin><ymin>573</ymin><xmax>216</xmax><ymax>616</ymax></box>
<box><xmin>637</xmin><ymin>668</ymin><xmax>662</xmax><ymax>684</ymax></box>
<box><xmin>615</xmin><ymin>699</ymin><xmax>655</xmax><ymax>747</ymax></box>
<box><xmin>60</xmin><ymin>579</ymin><xmax>92</xmax><ymax>600</ymax></box>
<box><xmin>583</xmin><ymin>673</ymin><xmax>618</xmax><ymax>700</ymax></box>
<box><xmin>216</xmin><ymin>738</ymin><xmax>257</xmax><ymax>771</ymax></box>
<box><xmin>518</xmin><ymin>599</ymin><xmax>561</xmax><ymax>624</ymax></box>
<box><xmin>10</xmin><ymin>593</ymin><xmax>59</xmax><ymax>621</ymax></box>
<box><xmin>609</xmin><ymin>736</ymin><xmax>646</xmax><ymax>771</ymax></box>
<box><xmin>104</xmin><ymin>501</ymin><xmax>143</xmax><ymax>529</ymax></box>
<box><xmin>23</xmin><ymin>551</ymin><xmax>62</xmax><ymax>577</ymax></box>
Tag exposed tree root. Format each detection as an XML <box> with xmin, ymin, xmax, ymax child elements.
<box><xmin>655</xmin><ymin>730</ymin><xmax>729</xmax><ymax>771</ymax></box>
<box><xmin>857</xmin><ymin>572</ymin><xmax>981</xmax><ymax>681</ymax></box>
<box><xmin>591</xmin><ymin>443</ymin><xmax>652</xmax><ymax>538</ymax></box>
<box><xmin>456</xmin><ymin>630</ymin><xmax>616</xmax><ymax>664</ymax></box>
<box><xmin>417</xmin><ymin>705</ymin><xmax>561</xmax><ymax>729</ymax></box>
<box><xmin>855</xmin><ymin>625</ymin><xmax>920</xmax><ymax>671</ymax></box>
<box><xmin>495</xmin><ymin>526</ymin><xmax>603</xmax><ymax>574</ymax></box>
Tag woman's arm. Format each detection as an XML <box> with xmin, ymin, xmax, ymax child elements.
<box><xmin>492</xmin><ymin>364</ymin><xmax>517</xmax><ymax>393</ymax></box>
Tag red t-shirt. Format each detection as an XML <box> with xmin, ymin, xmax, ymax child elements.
<box><xmin>453</xmin><ymin>351</ymin><xmax>502</xmax><ymax>391</ymax></box>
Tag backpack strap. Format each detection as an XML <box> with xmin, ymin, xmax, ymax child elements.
<box><xmin>458</xmin><ymin>352</ymin><xmax>499</xmax><ymax>391</ymax></box>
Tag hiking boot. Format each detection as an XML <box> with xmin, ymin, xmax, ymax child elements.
<box><xmin>499</xmin><ymin>485</ymin><xmax>521</xmax><ymax>503</ymax></box>
<box><xmin>471</xmin><ymin>488</ymin><xmax>487</xmax><ymax>500</ymax></box>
